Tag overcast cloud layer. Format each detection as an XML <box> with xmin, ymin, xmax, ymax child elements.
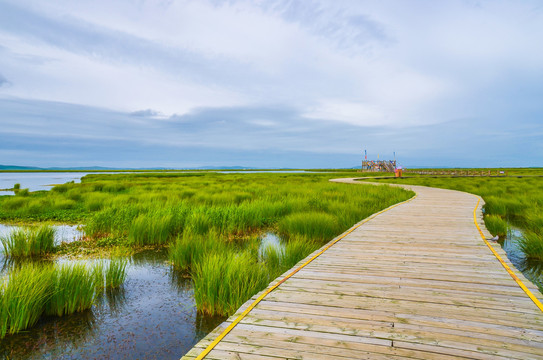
<box><xmin>1</xmin><ymin>0</ymin><xmax>542</xmax><ymax>168</ymax></box>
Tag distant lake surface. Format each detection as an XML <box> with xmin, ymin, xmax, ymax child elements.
<box><xmin>0</xmin><ymin>172</ymin><xmax>93</xmax><ymax>195</ymax></box>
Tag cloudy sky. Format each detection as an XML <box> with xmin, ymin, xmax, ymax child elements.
<box><xmin>1</xmin><ymin>0</ymin><xmax>542</xmax><ymax>168</ymax></box>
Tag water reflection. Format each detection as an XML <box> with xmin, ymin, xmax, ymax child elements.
<box><xmin>0</xmin><ymin>310</ymin><xmax>97</xmax><ymax>360</ymax></box>
<box><xmin>258</xmin><ymin>232</ymin><xmax>285</xmax><ymax>259</ymax></box>
<box><xmin>170</xmin><ymin>267</ymin><xmax>193</xmax><ymax>294</ymax></box>
<box><xmin>499</xmin><ymin>228</ymin><xmax>543</xmax><ymax>291</ymax></box>
<box><xmin>103</xmin><ymin>286</ymin><xmax>128</xmax><ymax>316</ymax></box>
<box><xmin>0</xmin><ymin>256</ymin><xmax>55</xmax><ymax>277</ymax></box>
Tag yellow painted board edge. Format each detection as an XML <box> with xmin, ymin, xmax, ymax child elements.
<box><xmin>473</xmin><ymin>196</ymin><xmax>543</xmax><ymax>312</ymax></box>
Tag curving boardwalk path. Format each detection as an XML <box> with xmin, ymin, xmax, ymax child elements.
<box><xmin>182</xmin><ymin>180</ymin><xmax>543</xmax><ymax>359</ymax></box>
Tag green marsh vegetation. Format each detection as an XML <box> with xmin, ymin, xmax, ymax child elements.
<box><xmin>0</xmin><ymin>172</ymin><xmax>413</xmax><ymax>317</ymax></box>
<box><xmin>371</xmin><ymin>171</ymin><xmax>543</xmax><ymax>263</ymax></box>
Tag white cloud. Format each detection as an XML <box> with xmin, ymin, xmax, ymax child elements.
<box><xmin>304</xmin><ymin>100</ymin><xmax>386</xmax><ymax>127</ymax></box>
<box><xmin>0</xmin><ymin>0</ymin><xmax>542</xmax><ymax>166</ymax></box>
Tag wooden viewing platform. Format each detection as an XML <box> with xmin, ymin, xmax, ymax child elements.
<box><xmin>182</xmin><ymin>179</ymin><xmax>543</xmax><ymax>359</ymax></box>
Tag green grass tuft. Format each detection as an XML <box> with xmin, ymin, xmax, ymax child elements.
<box><xmin>128</xmin><ymin>213</ymin><xmax>174</xmax><ymax>246</ymax></box>
<box><xmin>105</xmin><ymin>258</ymin><xmax>128</xmax><ymax>289</ymax></box>
<box><xmin>278</xmin><ymin>211</ymin><xmax>341</xmax><ymax>242</ymax></box>
<box><xmin>45</xmin><ymin>262</ymin><xmax>98</xmax><ymax>317</ymax></box>
<box><xmin>0</xmin><ymin>225</ymin><xmax>56</xmax><ymax>258</ymax></box>
<box><xmin>0</xmin><ymin>260</ymin><xmax>129</xmax><ymax>338</ymax></box>
<box><xmin>519</xmin><ymin>232</ymin><xmax>543</xmax><ymax>262</ymax></box>
<box><xmin>484</xmin><ymin>214</ymin><xmax>508</xmax><ymax>236</ymax></box>
<box><xmin>192</xmin><ymin>251</ymin><xmax>270</xmax><ymax>316</ymax></box>
<box><xmin>0</xmin><ymin>264</ymin><xmax>54</xmax><ymax>338</ymax></box>
<box><xmin>169</xmin><ymin>230</ymin><xmax>225</xmax><ymax>272</ymax></box>
<box><xmin>282</xmin><ymin>237</ymin><xmax>321</xmax><ymax>270</ymax></box>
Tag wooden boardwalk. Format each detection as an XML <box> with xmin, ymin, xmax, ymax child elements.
<box><xmin>182</xmin><ymin>180</ymin><xmax>543</xmax><ymax>359</ymax></box>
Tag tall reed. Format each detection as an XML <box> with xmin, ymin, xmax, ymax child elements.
<box><xmin>192</xmin><ymin>251</ymin><xmax>270</xmax><ymax>316</ymax></box>
<box><xmin>128</xmin><ymin>213</ymin><xmax>174</xmax><ymax>246</ymax></box>
<box><xmin>45</xmin><ymin>263</ymin><xmax>98</xmax><ymax>317</ymax></box>
<box><xmin>0</xmin><ymin>225</ymin><xmax>55</xmax><ymax>257</ymax></box>
<box><xmin>0</xmin><ymin>260</ymin><xmax>129</xmax><ymax>338</ymax></box>
<box><xmin>105</xmin><ymin>258</ymin><xmax>128</xmax><ymax>289</ymax></box>
<box><xmin>519</xmin><ymin>232</ymin><xmax>543</xmax><ymax>262</ymax></box>
<box><xmin>169</xmin><ymin>230</ymin><xmax>225</xmax><ymax>272</ymax></box>
<box><xmin>278</xmin><ymin>211</ymin><xmax>341</xmax><ymax>242</ymax></box>
<box><xmin>484</xmin><ymin>214</ymin><xmax>508</xmax><ymax>237</ymax></box>
<box><xmin>0</xmin><ymin>264</ymin><xmax>54</xmax><ymax>338</ymax></box>
<box><xmin>282</xmin><ymin>237</ymin><xmax>320</xmax><ymax>270</ymax></box>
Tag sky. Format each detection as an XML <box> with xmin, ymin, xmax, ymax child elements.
<box><xmin>1</xmin><ymin>0</ymin><xmax>542</xmax><ymax>168</ymax></box>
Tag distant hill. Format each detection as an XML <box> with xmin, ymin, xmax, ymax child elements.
<box><xmin>194</xmin><ymin>166</ymin><xmax>257</xmax><ymax>170</ymax></box>
<box><xmin>0</xmin><ymin>164</ymin><xmax>259</xmax><ymax>171</ymax></box>
<box><xmin>0</xmin><ymin>164</ymin><xmax>42</xmax><ymax>170</ymax></box>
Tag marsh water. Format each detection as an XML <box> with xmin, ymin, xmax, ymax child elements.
<box><xmin>0</xmin><ymin>172</ymin><xmax>95</xmax><ymax>196</ymax></box>
<box><xmin>0</xmin><ymin>249</ymin><xmax>225</xmax><ymax>359</ymax></box>
<box><xmin>499</xmin><ymin>228</ymin><xmax>543</xmax><ymax>290</ymax></box>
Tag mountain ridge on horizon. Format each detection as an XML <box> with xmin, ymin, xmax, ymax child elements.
<box><xmin>0</xmin><ymin>164</ymin><xmax>287</xmax><ymax>171</ymax></box>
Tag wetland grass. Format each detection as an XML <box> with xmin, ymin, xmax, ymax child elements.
<box><xmin>0</xmin><ymin>225</ymin><xmax>55</xmax><ymax>258</ymax></box>
<box><xmin>169</xmin><ymin>231</ymin><xmax>225</xmax><ymax>272</ymax></box>
<box><xmin>282</xmin><ymin>237</ymin><xmax>321</xmax><ymax>269</ymax></box>
<box><xmin>260</xmin><ymin>243</ymin><xmax>284</xmax><ymax>271</ymax></box>
<box><xmin>484</xmin><ymin>214</ymin><xmax>509</xmax><ymax>237</ymax></box>
<box><xmin>192</xmin><ymin>251</ymin><xmax>269</xmax><ymax>316</ymax></box>
<box><xmin>278</xmin><ymin>211</ymin><xmax>341</xmax><ymax>242</ymax></box>
<box><xmin>0</xmin><ymin>260</ymin><xmax>128</xmax><ymax>338</ymax></box>
<box><xmin>105</xmin><ymin>258</ymin><xmax>128</xmax><ymax>289</ymax></box>
<box><xmin>128</xmin><ymin>213</ymin><xmax>175</xmax><ymax>246</ymax></box>
<box><xmin>1</xmin><ymin>171</ymin><xmax>414</xmax><ymax>315</ymax></box>
<box><xmin>0</xmin><ymin>264</ymin><xmax>53</xmax><ymax>338</ymax></box>
<box><xmin>45</xmin><ymin>263</ymin><xmax>97</xmax><ymax>317</ymax></box>
<box><xmin>519</xmin><ymin>232</ymin><xmax>543</xmax><ymax>262</ymax></box>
